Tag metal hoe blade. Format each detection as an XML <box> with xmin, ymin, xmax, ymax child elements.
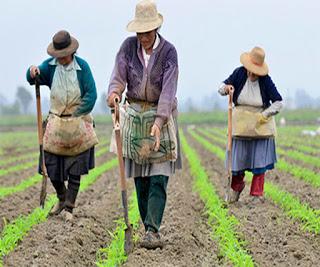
<box><xmin>124</xmin><ymin>225</ymin><xmax>133</xmax><ymax>255</ymax></box>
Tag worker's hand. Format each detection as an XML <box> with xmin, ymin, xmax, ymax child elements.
<box><xmin>30</xmin><ymin>66</ymin><xmax>40</xmax><ymax>78</ymax></box>
<box><xmin>224</xmin><ymin>84</ymin><xmax>234</xmax><ymax>95</ymax></box>
<box><xmin>150</xmin><ymin>124</ymin><xmax>161</xmax><ymax>152</ymax></box>
<box><xmin>258</xmin><ymin>113</ymin><xmax>270</xmax><ymax>124</ymax></box>
<box><xmin>107</xmin><ymin>92</ymin><xmax>120</xmax><ymax>108</ymax></box>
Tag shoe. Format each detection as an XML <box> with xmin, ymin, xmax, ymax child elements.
<box><xmin>64</xmin><ymin>210</ymin><xmax>73</xmax><ymax>222</ymax></box>
<box><xmin>250</xmin><ymin>196</ymin><xmax>265</xmax><ymax>204</ymax></box>
<box><xmin>247</xmin><ymin>196</ymin><xmax>265</xmax><ymax>208</ymax></box>
<box><xmin>140</xmin><ymin>230</ymin><xmax>164</xmax><ymax>249</ymax></box>
<box><xmin>227</xmin><ymin>189</ymin><xmax>242</xmax><ymax>203</ymax></box>
<box><xmin>49</xmin><ymin>201</ymin><xmax>65</xmax><ymax>216</ymax></box>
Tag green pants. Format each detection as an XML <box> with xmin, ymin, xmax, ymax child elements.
<box><xmin>134</xmin><ymin>175</ymin><xmax>169</xmax><ymax>233</ymax></box>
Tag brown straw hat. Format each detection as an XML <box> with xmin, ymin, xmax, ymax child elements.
<box><xmin>126</xmin><ymin>0</ymin><xmax>163</xmax><ymax>33</ymax></box>
<box><xmin>47</xmin><ymin>30</ymin><xmax>79</xmax><ymax>58</ymax></box>
<box><xmin>240</xmin><ymin>46</ymin><xmax>269</xmax><ymax>76</ymax></box>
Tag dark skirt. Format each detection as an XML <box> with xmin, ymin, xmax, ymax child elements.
<box><xmin>38</xmin><ymin>147</ymin><xmax>95</xmax><ymax>182</ymax></box>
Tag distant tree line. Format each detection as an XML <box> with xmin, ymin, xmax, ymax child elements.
<box><xmin>0</xmin><ymin>86</ymin><xmax>110</xmax><ymax>115</ymax></box>
<box><xmin>1</xmin><ymin>87</ymin><xmax>319</xmax><ymax>116</ymax></box>
<box><xmin>0</xmin><ymin>86</ymin><xmax>33</xmax><ymax>115</ymax></box>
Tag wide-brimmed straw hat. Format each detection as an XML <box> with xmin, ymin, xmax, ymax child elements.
<box><xmin>126</xmin><ymin>0</ymin><xmax>163</xmax><ymax>33</ymax></box>
<box><xmin>47</xmin><ymin>30</ymin><xmax>79</xmax><ymax>58</ymax></box>
<box><xmin>240</xmin><ymin>46</ymin><xmax>269</xmax><ymax>76</ymax></box>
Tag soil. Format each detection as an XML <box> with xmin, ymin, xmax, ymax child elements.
<box><xmin>268</xmin><ymin>169</ymin><xmax>320</xmax><ymax>210</ymax></box>
<box><xmin>123</xmin><ymin>156</ymin><xmax>222</xmax><ymax>267</ymax></box>
<box><xmin>279</xmin><ymin>152</ymin><xmax>320</xmax><ymax>174</ymax></box>
<box><xmin>186</xmin><ymin>132</ymin><xmax>320</xmax><ymax>267</ymax></box>
<box><xmin>197</xmin><ymin>129</ymin><xmax>320</xmax><ymax>210</ymax></box>
<box><xmin>3</xmin><ymin>153</ymin><xmax>121</xmax><ymax>267</ymax></box>
<box><xmin>0</xmin><ymin>153</ymin><xmax>112</xmax><ymax>232</ymax></box>
<box><xmin>2</xmin><ymin>126</ymin><xmax>320</xmax><ymax>267</ymax></box>
<box><xmin>0</xmin><ymin>166</ymin><xmax>39</xmax><ymax>187</ymax></box>
<box><xmin>3</xmin><ymin>152</ymin><xmax>223</xmax><ymax>267</ymax></box>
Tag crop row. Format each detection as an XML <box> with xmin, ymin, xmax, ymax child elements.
<box><xmin>96</xmin><ymin>193</ymin><xmax>140</xmax><ymax>267</ymax></box>
<box><xmin>208</xmin><ymin>126</ymin><xmax>320</xmax><ymax>153</ymax></box>
<box><xmin>0</xmin><ymin>157</ymin><xmax>118</xmax><ymax>266</ymax></box>
<box><xmin>181</xmin><ymin>131</ymin><xmax>254</xmax><ymax>266</ymax></box>
<box><xmin>199</xmin><ymin>128</ymin><xmax>320</xmax><ymax>187</ymax></box>
<box><xmin>0</xmin><ymin>146</ymin><xmax>110</xmax><ymax>200</ymax></box>
<box><xmin>189</xmin><ymin>129</ymin><xmax>320</xmax><ymax>234</ymax></box>
<box><xmin>0</xmin><ymin>139</ymin><xmax>110</xmax><ymax>176</ymax></box>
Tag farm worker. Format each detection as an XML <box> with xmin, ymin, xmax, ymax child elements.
<box><xmin>26</xmin><ymin>30</ymin><xmax>98</xmax><ymax>222</ymax></box>
<box><xmin>107</xmin><ymin>0</ymin><xmax>181</xmax><ymax>249</ymax></box>
<box><xmin>219</xmin><ymin>47</ymin><xmax>283</xmax><ymax>203</ymax></box>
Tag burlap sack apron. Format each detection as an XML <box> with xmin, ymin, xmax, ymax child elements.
<box><xmin>110</xmin><ymin>103</ymin><xmax>177</xmax><ymax>165</ymax></box>
<box><xmin>232</xmin><ymin>105</ymin><xmax>277</xmax><ymax>138</ymax></box>
<box><xmin>43</xmin><ymin>59</ymin><xmax>98</xmax><ymax>156</ymax></box>
<box><xmin>43</xmin><ymin>113</ymin><xmax>98</xmax><ymax>156</ymax></box>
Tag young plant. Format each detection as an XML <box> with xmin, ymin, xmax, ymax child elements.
<box><xmin>0</xmin><ymin>158</ymin><xmax>118</xmax><ymax>265</ymax></box>
<box><xmin>189</xmin><ymin>129</ymin><xmax>320</xmax><ymax>234</ymax></box>
<box><xmin>96</xmin><ymin>193</ymin><xmax>140</xmax><ymax>267</ymax></box>
<box><xmin>181</xmin><ymin>130</ymin><xmax>254</xmax><ymax>267</ymax></box>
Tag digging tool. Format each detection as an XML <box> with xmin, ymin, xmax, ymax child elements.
<box><xmin>225</xmin><ymin>88</ymin><xmax>234</xmax><ymax>203</ymax></box>
<box><xmin>111</xmin><ymin>97</ymin><xmax>133</xmax><ymax>255</ymax></box>
<box><xmin>35</xmin><ymin>75</ymin><xmax>49</xmax><ymax>208</ymax></box>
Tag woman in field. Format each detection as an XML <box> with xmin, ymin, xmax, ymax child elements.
<box><xmin>219</xmin><ymin>46</ymin><xmax>283</xmax><ymax>203</ymax></box>
<box><xmin>107</xmin><ymin>0</ymin><xmax>181</xmax><ymax>249</ymax></box>
<box><xmin>27</xmin><ymin>30</ymin><xmax>97</xmax><ymax>221</ymax></box>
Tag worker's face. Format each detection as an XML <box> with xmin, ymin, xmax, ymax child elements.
<box><xmin>137</xmin><ymin>30</ymin><xmax>157</xmax><ymax>51</ymax></box>
<box><xmin>57</xmin><ymin>55</ymin><xmax>73</xmax><ymax>65</ymax></box>
<box><xmin>247</xmin><ymin>70</ymin><xmax>259</xmax><ymax>82</ymax></box>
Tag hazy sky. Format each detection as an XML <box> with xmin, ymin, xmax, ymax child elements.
<box><xmin>0</xmin><ymin>0</ymin><xmax>319</xmax><ymax>106</ymax></box>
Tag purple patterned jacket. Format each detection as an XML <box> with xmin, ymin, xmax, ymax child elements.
<box><xmin>108</xmin><ymin>34</ymin><xmax>178</xmax><ymax>129</ymax></box>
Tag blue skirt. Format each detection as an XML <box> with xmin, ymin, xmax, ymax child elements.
<box><xmin>229</xmin><ymin>137</ymin><xmax>277</xmax><ymax>176</ymax></box>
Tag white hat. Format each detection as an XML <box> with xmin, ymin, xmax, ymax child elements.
<box><xmin>126</xmin><ymin>0</ymin><xmax>163</xmax><ymax>33</ymax></box>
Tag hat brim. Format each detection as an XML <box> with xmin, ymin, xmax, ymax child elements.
<box><xmin>126</xmin><ymin>13</ymin><xmax>163</xmax><ymax>33</ymax></box>
<box><xmin>240</xmin><ymin>52</ymin><xmax>269</xmax><ymax>76</ymax></box>
<box><xmin>47</xmin><ymin>37</ymin><xmax>79</xmax><ymax>58</ymax></box>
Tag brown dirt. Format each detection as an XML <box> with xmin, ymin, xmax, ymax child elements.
<box><xmin>2</xmin><ymin>125</ymin><xmax>320</xmax><ymax>267</ymax></box>
<box><xmin>279</xmin><ymin>152</ymin><xmax>320</xmax><ymax>173</ymax></box>
<box><xmin>279</xmin><ymin>144</ymin><xmax>320</xmax><ymax>158</ymax></box>
<box><xmin>197</xmin><ymin>129</ymin><xmax>320</xmax><ymax>210</ymax></box>
<box><xmin>1</xmin><ymin>157</ymin><xmax>38</xmax><ymax>169</ymax></box>
<box><xmin>123</xmin><ymin>156</ymin><xmax>222</xmax><ymax>267</ymax></box>
<box><xmin>268</xmin><ymin>169</ymin><xmax>320</xmax><ymax>210</ymax></box>
<box><xmin>0</xmin><ymin>182</ymin><xmax>54</xmax><ymax>232</ymax></box>
<box><xmin>3</xmin><ymin>154</ymin><xmax>121</xmax><ymax>267</ymax></box>
<box><xmin>187</xmin><ymin>132</ymin><xmax>320</xmax><ymax>267</ymax></box>
<box><xmin>0</xmin><ymin>153</ymin><xmax>112</xmax><ymax>232</ymax></box>
<box><xmin>0</xmin><ymin>165</ymin><xmax>39</xmax><ymax>187</ymax></box>
<box><xmin>3</xmin><ymin>155</ymin><xmax>222</xmax><ymax>267</ymax></box>
<box><xmin>0</xmin><ymin>142</ymin><xmax>110</xmax><ymax>188</ymax></box>
<box><xmin>0</xmin><ymin>147</ymin><xmax>38</xmax><ymax>161</ymax></box>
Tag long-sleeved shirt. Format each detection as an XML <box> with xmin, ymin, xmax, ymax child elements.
<box><xmin>108</xmin><ymin>34</ymin><xmax>179</xmax><ymax>129</ymax></box>
<box><xmin>222</xmin><ymin>66</ymin><xmax>282</xmax><ymax>109</ymax></box>
<box><xmin>26</xmin><ymin>56</ymin><xmax>97</xmax><ymax>116</ymax></box>
<box><xmin>219</xmin><ymin>79</ymin><xmax>283</xmax><ymax>117</ymax></box>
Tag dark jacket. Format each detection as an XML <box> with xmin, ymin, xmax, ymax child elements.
<box><xmin>224</xmin><ymin>66</ymin><xmax>282</xmax><ymax>108</ymax></box>
<box><xmin>26</xmin><ymin>56</ymin><xmax>97</xmax><ymax>116</ymax></box>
